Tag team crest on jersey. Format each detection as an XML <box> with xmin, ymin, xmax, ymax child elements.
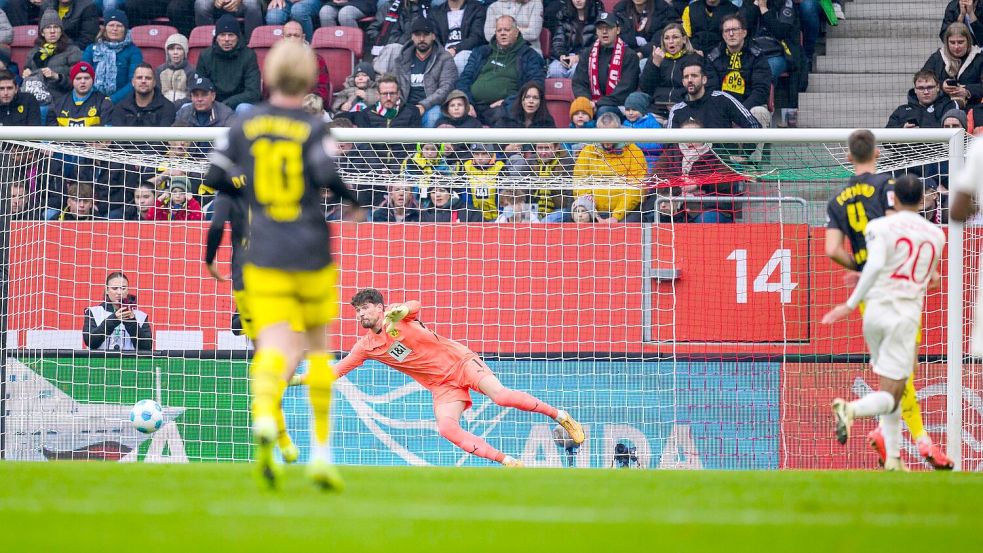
<box><xmin>387</xmin><ymin>341</ymin><xmax>412</xmax><ymax>362</ymax></box>
<box><xmin>88</xmin><ymin>106</ymin><xmax>97</xmax><ymax>117</ymax></box>
<box><xmin>388</xmin><ymin>327</ymin><xmax>400</xmax><ymax>338</ymax></box>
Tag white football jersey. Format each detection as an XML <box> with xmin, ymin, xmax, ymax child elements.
<box><xmin>846</xmin><ymin>211</ymin><xmax>946</xmax><ymax>314</ymax></box>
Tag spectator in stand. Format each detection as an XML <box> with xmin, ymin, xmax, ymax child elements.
<box><xmin>706</xmin><ymin>14</ymin><xmax>770</xmax><ymax>127</ymax></box>
<box><xmin>9</xmin><ymin>180</ymin><xmax>41</xmax><ymax>220</ymax></box>
<box><xmin>0</xmin><ymin>69</ymin><xmax>41</xmax><ymax>125</ymax></box>
<box><xmin>572</xmin><ymin>111</ymin><xmax>647</xmax><ymax>222</ymax></box>
<box><xmin>278</xmin><ymin>20</ymin><xmax>332</xmax><ymax>108</ymax></box>
<box><xmin>332</xmin><ymin>61</ymin><xmax>379</xmax><ymax>114</ymax></box>
<box><xmin>639</xmin><ymin>22</ymin><xmax>702</xmax><ymax>121</ymax></box>
<box><xmin>195</xmin><ymin>14</ymin><xmax>261</xmax><ymax>112</ymax></box>
<box><xmin>682</xmin><ymin>0</ymin><xmax>741</xmax><ymax>55</ymax></box>
<box><xmin>621</xmin><ymin>90</ymin><xmax>662</xmax><ymax>171</ymax></box>
<box><xmin>121</xmin><ymin>0</ymin><xmax>196</xmax><ymax>37</ymax></box>
<box><xmin>81</xmin><ymin>9</ymin><xmax>141</xmax><ymax>105</ymax></box>
<box><xmin>367</xmin><ymin>0</ymin><xmax>431</xmax><ymax>75</ymax></box>
<box><xmin>941</xmin><ymin>0</ymin><xmax>983</xmax><ymax>45</ymax></box>
<box><xmin>572</xmin><ymin>12</ymin><xmax>639</xmax><ymax>120</ymax></box>
<box><xmin>563</xmin><ymin>96</ymin><xmax>594</xmax><ymax>158</ymax></box>
<box><xmin>920</xmin><ymin>175</ymin><xmax>947</xmax><ymax>225</ymax></box>
<box><xmin>886</xmin><ymin>70</ymin><xmax>960</xmax><ymax>129</ymax></box>
<box><xmin>458</xmin><ymin>15</ymin><xmax>545</xmax><ymax>126</ymax></box>
<box><xmin>484</xmin><ymin>0</ymin><xmax>544</xmax><ymax>56</ymax></box>
<box><xmin>497</xmin><ymin>80</ymin><xmax>555</xmax><ymax>127</ymax></box>
<box><xmin>923</xmin><ymin>22</ymin><xmax>983</xmax><ymax>108</ymax></box>
<box><xmin>495</xmin><ymin>187</ymin><xmax>542</xmax><ymax>221</ymax></box>
<box><xmin>510</xmin><ymin>141</ymin><xmax>574</xmax><ymax>221</ymax></box>
<box><xmin>351</xmin><ymin>73</ymin><xmax>423</xmax><ymax>128</ymax></box>
<box><xmin>743</xmin><ymin>0</ymin><xmax>802</xmax><ymax>84</ymax></box>
<box><xmin>394</xmin><ymin>17</ymin><xmax>459</xmax><ymax>128</ymax></box>
<box><xmin>0</xmin><ymin>9</ymin><xmax>11</xmax><ymax>53</ymax></box>
<box><xmin>569</xmin><ymin>194</ymin><xmax>598</xmax><ymax>222</ymax></box>
<box><xmin>320</xmin><ymin>0</ymin><xmax>377</xmax><ymax>29</ymax></box>
<box><xmin>462</xmin><ymin>142</ymin><xmax>505</xmax><ymax>221</ymax></box>
<box><xmin>432</xmin><ymin>0</ymin><xmax>488</xmax><ymax>75</ymax></box>
<box><xmin>56</xmin><ymin>180</ymin><xmax>96</xmax><ymax>219</ymax></box>
<box><xmin>266</xmin><ymin>0</ymin><xmax>321</xmax><ymax>40</ymax></box>
<box><xmin>401</xmin><ymin>141</ymin><xmax>451</xmax><ymax>196</ymax></box>
<box><xmin>420</xmin><ymin>182</ymin><xmax>482</xmax><ymax>221</ymax></box>
<box><xmin>648</xmin><ymin>117</ymin><xmax>743</xmax><ymax>222</ymax></box>
<box><xmin>21</xmin><ymin>9</ymin><xmax>82</xmax><ymax>123</ymax></box>
<box><xmin>11</xmin><ymin>0</ymin><xmax>100</xmax><ymax>50</ymax></box>
<box><xmin>667</xmin><ymin>59</ymin><xmax>758</xmax><ymax>130</ymax></box>
<box><xmin>46</xmin><ymin>60</ymin><xmax>112</xmax><ymax>125</ymax></box>
<box><xmin>370</xmin><ymin>181</ymin><xmax>422</xmax><ymax>221</ymax></box>
<box><xmin>146</xmin><ymin>176</ymin><xmax>203</xmax><ymax>220</ymax></box>
<box><xmin>547</xmin><ymin>0</ymin><xmax>600</xmax><ymax>79</ymax></box>
<box><xmin>156</xmin><ymin>33</ymin><xmax>194</xmax><ymax>106</ymax></box>
<box><xmin>82</xmin><ymin>271</ymin><xmax>153</xmax><ymax>352</ymax></box>
<box><xmin>123</xmin><ymin>181</ymin><xmax>156</xmax><ymax>220</ymax></box>
<box><xmin>174</xmin><ymin>75</ymin><xmax>235</xmax><ymax>127</ymax></box>
<box><xmin>109</xmin><ymin>63</ymin><xmax>176</xmax><ymax>127</ymax></box>
<box><xmin>194</xmin><ymin>0</ymin><xmax>263</xmax><ymax>41</ymax></box>
<box><xmin>614</xmin><ymin>0</ymin><xmax>675</xmax><ymax>58</ymax></box>
<box><xmin>433</xmin><ymin>87</ymin><xmax>482</xmax><ymax>127</ymax></box>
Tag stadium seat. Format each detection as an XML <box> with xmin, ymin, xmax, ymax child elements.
<box><xmin>540</xmin><ymin>28</ymin><xmax>551</xmax><ymax>60</ymax></box>
<box><xmin>247</xmin><ymin>25</ymin><xmax>285</xmax><ymax>71</ymax></box>
<box><xmin>312</xmin><ymin>26</ymin><xmax>364</xmax><ymax>94</ymax></box>
<box><xmin>188</xmin><ymin>25</ymin><xmax>215</xmax><ymax>66</ymax></box>
<box><xmin>545</xmin><ymin>78</ymin><xmax>574</xmax><ymax>128</ymax></box>
<box><xmin>601</xmin><ymin>0</ymin><xmax>619</xmax><ymax>13</ymax></box>
<box><xmin>131</xmin><ymin>25</ymin><xmax>179</xmax><ymax>69</ymax></box>
<box><xmin>11</xmin><ymin>25</ymin><xmax>38</xmax><ymax>68</ymax></box>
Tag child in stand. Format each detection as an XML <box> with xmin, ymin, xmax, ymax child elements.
<box><xmin>622</xmin><ymin>91</ymin><xmax>663</xmax><ymax>173</ymax></box>
<box><xmin>57</xmin><ymin>182</ymin><xmax>97</xmax><ymax>220</ymax></box>
<box><xmin>146</xmin><ymin>176</ymin><xmax>203</xmax><ymax>221</ymax></box>
<box><xmin>496</xmin><ymin>188</ymin><xmax>542</xmax><ymax>222</ymax></box>
<box><xmin>569</xmin><ymin>195</ymin><xmax>598</xmax><ymax>223</ymax></box>
<box><xmin>332</xmin><ymin>62</ymin><xmax>379</xmax><ymax>114</ymax></box>
<box><xmin>156</xmin><ymin>33</ymin><xmax>195</xmax><ymax>106</ymax></box>
<box><xmin>124</xmin><ymin>182</ymin><xmax>158</xmax><ymax>221</ymax></box>
<box><xmin>401</xmin><ymin>142</ymin><xmax>451</xmax><ymax>201</ymax></box>
<box><xmin>462</xmin><ymin>144</ymin><xmax>505</xmax><ymax>222</ymax></box>
<box><xmin>563</xmin><ymin>96</ymin><xmax>595</xmax><ymax>157</ymax></box>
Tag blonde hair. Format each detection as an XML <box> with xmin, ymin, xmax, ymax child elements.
<box><xmin>264</xmin><ymin>40</ymin><xmax>317</xmax><ymax>96</ymax></box>
<box><xmin>302</xmin><ymin>93</ymin><xmax>324</xmax><ymax>115</ymax></box>
<box><xmin>944</xmin><ymin>22</ymin><xmax>973</xmax><ymax>76</ymax></box>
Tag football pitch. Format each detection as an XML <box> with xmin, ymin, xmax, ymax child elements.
<box><xmin>2</xmin><ymin>462</ymin><xmax>982</xmax><ymax>552</ymax></box>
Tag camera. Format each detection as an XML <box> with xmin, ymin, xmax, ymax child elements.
<box><xmin>613</xmin><ymin>442</ymin><xmax>640</xmax><ymax>468</ymax></box>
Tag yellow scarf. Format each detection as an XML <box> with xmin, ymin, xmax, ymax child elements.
<box><xmin>38</xmin><ymin>42</ymin><xmax>57</xmax><ymax>62</ymax></box>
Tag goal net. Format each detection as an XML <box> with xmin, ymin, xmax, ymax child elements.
<box><xmin>0</xmin><ymin>126</ymin><xmax>976</xmax><ymax>471</ymax></box>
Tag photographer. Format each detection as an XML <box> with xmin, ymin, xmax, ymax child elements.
<box><xmin>886</xmin><ymin>70</ymin><xmax>960</xmax><ymax>128</ymax></box>
<box><xmin>82</xmin><ymin>271</ymin><xmax>153</xmax><ymax>352</ymax></box>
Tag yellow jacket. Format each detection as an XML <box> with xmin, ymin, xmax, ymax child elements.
<box><xmin>573</xmin><ymin>144</ymin><xmax>647</xmax><ymax>221</ymax></box>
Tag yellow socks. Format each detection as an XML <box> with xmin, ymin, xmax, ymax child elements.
<box><xmin>901</xmin><ymin>374</ymin><xmax>927</xmax><ymax>442</ymax></box>
<box><xmin>307</xmin><ymin>352</ymin><xmax>336</xmax><ymax>456</ymax></box>
<box><xmin>250</xmin><ymin>348</ymin><xmax>287</xmax><ymax>425</ymax></box>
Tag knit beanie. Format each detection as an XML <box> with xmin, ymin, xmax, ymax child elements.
<box><xmin>39</xmin><ymin>9</ymin><xmax>62</xmax><ymax>30</ymax></box>
<box><xmin>215</xmin><ymin>14</ymin><xmax>241</xmax><ymax>37</ymax></box>
<box><xmin>571</xmin><ymin>195</ymin><xmax>597</xmax><ymax>219</ymax></box>
<box><xmin>104</xmin><ymin>8</ymin><xmax>129</xmax><ymax>29</ymax></box>
<box><xmin>942</xmin><ymin>108</ymin><xmax>967</xmax><ymax>129</ymax></box>
<box><xmin>353</xmin><ymin>61</ymin><xmax>376</xmax><ymax>80</ymax></box>
<box><xmin>624</xmin><ymin>91</ymin><xmax>650</xmax><ymax>113</ymax></box>
<box><xmin>569</xmin><ymin>96</ymin><xmax>594</xmax><ymax>118</ymax></box>
<box><xmin>70</xmin><ymin>61</ymin><xmax>95</xmax><ymax>82</ymax></box>
<box><xmin>165</xmin><ymin>33</ymin><xmax>189</xmax><ymax>54</ymax></box>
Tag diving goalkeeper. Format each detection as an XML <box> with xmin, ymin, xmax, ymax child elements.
<box><xmin>293</xmin><ymin>288</ymin><xmax>585</xmax><ymax>466</ymax></box>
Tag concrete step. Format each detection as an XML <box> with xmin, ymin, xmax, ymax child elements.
<box><xmin>828</xmin><ymin>19</ymin><xmax>939</xmax><ymax>39</ymax></box>
<box><xmin>796</xmin><ymin>106</ymin><xmax>895</xmax><ymax>129</ymax></box>
<box><xmin>798</xmin><ymin>93</ymin><xmax>905</xmax><ymax>123</ymax></box>
<box><xmin>814</xmin><ymin>55</ymin><xmax>924</xmax><ymax>74</ymax></box>
<box><xmin>807</xmin><ymin>73</ymin><xmax>913</xmax><ymax>93</ymax></box>
<box><xmin>823</xmin><ymin>38</ymin><xmax>938</xmax><ymax>57</ymax></box>
<box><xmin>848</xmin><ymin>3</ymin><xmax>945</xmax><ymax>19</ymax></box>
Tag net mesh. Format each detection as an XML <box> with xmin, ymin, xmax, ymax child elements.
<box><xmin>0</xmin><ymin>130</ymin><xmax>976</xmax><ymax>471</ymax></box>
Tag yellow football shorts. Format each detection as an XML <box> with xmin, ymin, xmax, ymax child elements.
<box><xmin>232</xmin><ymin>289</ymin><xmax>255</xmax><ymax>340</ymax></box>
<box><xmin>243</xmin><ymin>263</ymin><xmax>339</xmax><ymax>334</ymax></box>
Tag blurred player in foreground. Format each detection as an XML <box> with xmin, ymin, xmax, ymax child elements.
<box><xmin>293</xmin><ymin>288</ymin><xmax>586</xmax><ymax>466</ymax></box>
<box><xmin>824</xmin><ymin>130</ymin><xmax>952</xmax><ymax>469</ymax></box>
<box><xmin>950</xmin><ymin>139</ymin><xmax>983</xmax><ymax>360</ymax></box>
<box><xmin>823</xmin><ymin>174</ymin><xmax>946</xmax><ymax>471</ymax></box>
<box><xmin>205</xmin><ymin>39</ymin><xmax>363</xmax><ymax>490</ymax></box>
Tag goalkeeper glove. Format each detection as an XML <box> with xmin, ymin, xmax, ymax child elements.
<box><xmin>384</xmin><ymin>304</ymin><xmax>409</xmax><ymax>334</ymax></box>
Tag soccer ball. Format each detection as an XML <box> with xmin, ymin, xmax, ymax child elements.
<box><xmin>130</xmin><ymin>399</ymin><xmax>164</xmax><ymax>434</ymax></box>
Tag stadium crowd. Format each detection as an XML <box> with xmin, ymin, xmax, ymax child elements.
<box><xmin>0</xmin><ymin>0</ymin><xmax>953</xmax><ymax>224</ymax></box>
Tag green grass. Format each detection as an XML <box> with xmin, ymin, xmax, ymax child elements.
<box><xmin>2</xmin><ymin>463</ymin><xmax>982</xmax><ymax>552</ymax></box>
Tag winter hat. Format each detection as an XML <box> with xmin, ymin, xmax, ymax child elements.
<box><xmin>624</xmin><ymin>91</ymin><xmax>650</xmax><ymax>113</ymax></box>
<box><xmin>169</xmin><ymin>176</ymin><xmax>189</xmax><ymax>192</ymax></box>
<box><xmin>215</xmin><ymin>14</ymin><xmax>241</xmax><ymax>37</ymax></box>
<box><xmin>571</xmin><ymin>195</ymin><xmax>597</xmax><ymax>218</ymax></box>
<box><xmin>39</xmin><ymin>9</ymin><xmax>62</xmax><ymax>31</ymax></box>
<box><xmin>104</xmin><ymin>8</ymin><xmax>129</xmax><ymax>29</ymax></box>
<box><xmin>70</xmin><ymin>61</ymin><xmax>95</xmax><ymax>82</ymax></box>
<box><xmin>353</xmin><ymin>61</ymin><xmax>376</xmax><ymax>80</ymax></box>
<box><xmin>165</xmin><ymin>33</ymin><xmax>189</xmax><ymax>54</ymax></box>
<box><xmin>569</xmin><ymin>96</ymin><xmax>594</xmax><ymax>118</ymax></box>
<box><xmin>942</xmin><ymin>108</ymin><xmax>967</xmax><ymax>129</ymax></box>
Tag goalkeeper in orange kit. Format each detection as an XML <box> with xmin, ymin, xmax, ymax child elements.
<box><xmin>292</xmin><ymin>288</ymin><xmax>586</xmax><ymax>466</ymax></box>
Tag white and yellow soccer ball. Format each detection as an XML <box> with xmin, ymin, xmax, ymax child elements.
<box><xmin>130</xmin><ymin>399</ymin><xmax>164</xmax><ymax>434</ymax></box>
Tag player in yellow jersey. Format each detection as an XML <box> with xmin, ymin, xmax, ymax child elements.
<box><xmin>824</xmin><ymin>129</ymin><xmax>953</xmax><ymax>469</ymax></box>
<box><xmin>204</xmin><ymin>39</ymin><xmax>365</xmax><ymax>489</ymax></box>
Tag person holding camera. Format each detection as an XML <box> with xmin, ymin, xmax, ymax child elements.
<box><xmin>82</xmin><ymin>271</ymin><xmax>153</xmax><ymax>352</ymax></box>
<box><xmin>886</xmin><ymin>70</ymin><xmax>961</xmax><ymax>128</ymax></box>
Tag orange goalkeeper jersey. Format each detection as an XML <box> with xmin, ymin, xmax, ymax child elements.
<box><xmin>334</xmin><ymin>301</ymin><xmax>478</xmax><ymax>390</ymax></box>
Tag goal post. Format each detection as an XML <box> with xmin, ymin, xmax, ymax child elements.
<box><xmin>0</xmin><ymin>125</ymin><xmax>972</xmax><ymax>471</ymax></box>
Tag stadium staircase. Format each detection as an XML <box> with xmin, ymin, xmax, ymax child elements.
<box><xmin>798</xmin><ymin>0</ymin><xmax>950</xmax><ymax>129</ymax></box>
